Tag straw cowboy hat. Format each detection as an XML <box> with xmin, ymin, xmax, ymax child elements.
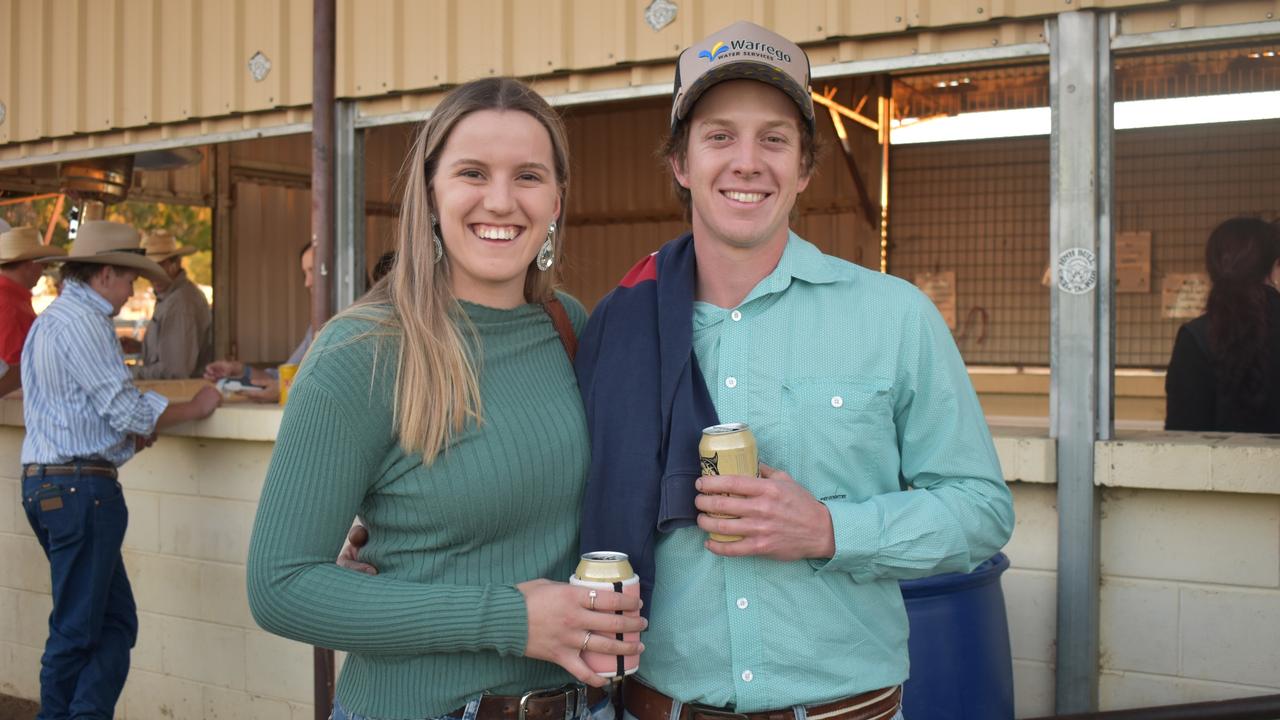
<box><xmin>42</xmin><ymin>220</ymin><xmax>168</xmax><ymax>284</ymax></box>
<box><xmin>0</xmin><ymin>226</ymin><xmax>67</xmax><ymax>264</ymax></box>
<box><xmin>141</xmin><ymin>229</ymin><xmax>198</xmax><ymax>263</ymax></box>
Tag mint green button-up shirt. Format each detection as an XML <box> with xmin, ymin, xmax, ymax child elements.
<box><xmin>638</xmin><ymin>233</ymin><xmax>1014</xmax><ymax>710</ymax></box>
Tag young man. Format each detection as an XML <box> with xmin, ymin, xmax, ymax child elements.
<box><xmin>22</xmin><ymin>220</ymin><xmax>221</xmax><ymax>720</ymax></box>
<box><xmin>0</xmin><ymin>225</ymin><xmax>65</xmax><ymax>396</ymax></box>
<box><xmin>129</xmin><ymin>229</ymin><xmax>213</xmax><ymax>379</ymax></box>
<box><xmin>576</xmin><ymin>22</ymin><xmax>1014</xmax><ymax>719</ymax></box>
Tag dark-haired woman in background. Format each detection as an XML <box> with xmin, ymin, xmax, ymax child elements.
<box><xmin>1165</xmin><ymin>217</ymin><xmax>1280</xmax><ymax>432</ymax></box>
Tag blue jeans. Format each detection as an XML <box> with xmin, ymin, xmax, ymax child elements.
<box><xmin>22</xmin><ymin>470</ymin><xmax>137</xmax><ymax>720</ymax></box>
<box><xmin>332</xmin><ymin>688</ymin><xmax>604</xmax><ymax>720</ymax></box>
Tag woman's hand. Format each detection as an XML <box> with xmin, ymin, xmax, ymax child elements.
<box><xmin>516</xmin><ymin>579</ymin><xmax>646</xmax><ymax>687</ymax></box>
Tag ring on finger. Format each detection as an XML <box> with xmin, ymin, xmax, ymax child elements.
<box><xmin>588</xmin><ymin>589</ymin><xmax>598</xmax><ymax>611</ymax></box>
<box><xmin>580</xmin><ymin>630</ymin><xmax>593</xmax><ymax>652</ymax></box>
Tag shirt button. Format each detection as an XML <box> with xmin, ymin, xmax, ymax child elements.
<box><xmin>741</xmin><ymin>670</ymin><xmax>754</xmax><ymax>682</ymax></box>
<box><xmin>725</xmin><ymin>377</ymin><xmax>737</xmax><ymax>388</ymax></box>
<box><xmin>831</xmin><ymin>396</ymin><xmax>844</xmax><ymax>408</ymax></box>
<box><xmin>730</xmin><ymin>310</ymin><xmax>743</xmax><ymax>322</ymax></box>
<box><xmin>736</xmin><ymin>597</ymin><xmax>748</xmax><ymax>609</ymax></box>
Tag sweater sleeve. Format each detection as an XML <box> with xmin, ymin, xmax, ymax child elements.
<box><xmin>1164</xmin><ymin>322</ymin><xmax>1215</xmax><ymax>431</ymax></box>
<box><xmin>245</xmin><ymin>327</ymin><xmax>529</xmax><ymax>656</ymax></box>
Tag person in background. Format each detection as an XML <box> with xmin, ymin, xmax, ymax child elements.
<box><xmin>1165</xmin><ymin>217</ymin><xmax>1280</xmax><ymax>432</ymax></box>
<box><xmin>0</xmin><ymin>226</ymin><xmax>65</xmax><ymax>396</ymax></box>
<box><xmin>203</xmin><ymin>243</ymin><xmax>315</xmax><ymax>401</ymax></box>
<box><xmin>246</xmin><ymin>77</ymin><xmax>644</xmax><ymax>720</ymax></box>
<box><xmin>128</xmin><ymin>229</ymin><xmax>213</xmax><ymax>379</ymax></box>
<box><xmin>22</xmin><ymin>220</ymin><xmax>220</xmax><ymax>720</ymax></box>
<box><xmin>576</xmin><ymin>21</ymin><xmax>1013</xmax><ymax>720</ymax></box>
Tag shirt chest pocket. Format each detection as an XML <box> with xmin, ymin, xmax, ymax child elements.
<box><xmin>782</xmin><ymin>377</ymin><xmax>897</xmax><ymax>500</ymax></box>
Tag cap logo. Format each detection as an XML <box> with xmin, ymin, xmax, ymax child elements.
<box><xmin>699</xmin><ymin>41</ymin><xmax>730</xmax><ymax>62</ymax></box>
<box><xmin>701</xmin><ymin>38</ymin><xmax>794</xmax><ymax>64</ymax></box>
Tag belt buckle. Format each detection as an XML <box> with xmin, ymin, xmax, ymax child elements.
<box><xmin>687</xmin><ymin>705</ymin><xmax>749</xmax><ymax>720</ymax></box>
<box><xmin>518</xmin><ymin>684</ymin><xmax>579</xmax><ymax>720</ymax></box>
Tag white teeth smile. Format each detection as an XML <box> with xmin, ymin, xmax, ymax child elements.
<box><xmin>473</xmin><ymin>225</ymin><xmax>520</xmax><ymax>240</ymax></box>
<box><xmin>724</xmin><ymin>191</ymin><xmax>766</xmax><ymax>203</ymax></box>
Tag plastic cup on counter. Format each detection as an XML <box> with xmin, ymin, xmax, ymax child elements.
<box><xmin>278</xmin><ymin>363</ymin><xmax>299</xmax><ymax>406</ymax></box>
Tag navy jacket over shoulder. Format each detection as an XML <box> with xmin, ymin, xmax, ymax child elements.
<box><xmin>575</xmin><ymin>234</ymin><xmax>718</xmax><ymax>610</ymax></box>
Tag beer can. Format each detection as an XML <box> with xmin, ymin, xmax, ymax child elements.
<box><xmin>698</xmin><ymin>422</ymin><xmax>758</xmax><ymax>543</ymax></box>
<box><xmin>569</xmin><ymin>551</ymin><xmax>640</xmax><ymax>678</ymax></box>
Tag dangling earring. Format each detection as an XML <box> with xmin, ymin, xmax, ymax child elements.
<box><xmin>536</xmin><ymin>222</ymin><xmax>557</xmax><ymax>272</ymax></box>
<box><xmin>429</xmin><ymin>213</ymin><xmax>444</xmax><ymax>264</ymax></box>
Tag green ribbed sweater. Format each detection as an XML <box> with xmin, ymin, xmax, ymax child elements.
<box><xmin>246</xmin><ymin>295</ymin><xmax>588</xmax><ymax>719</ymax></box>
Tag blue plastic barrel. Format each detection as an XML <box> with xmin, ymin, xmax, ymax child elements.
<box><xmin>899</xmin><ymin>553</ymin><xmax>1014</xmax><ymax>720</ymax></box>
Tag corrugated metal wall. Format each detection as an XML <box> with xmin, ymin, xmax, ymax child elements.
<box><xmin>0</xmin><ymin>0</ymin><xmax>313</xmax><ymax>145</ymax></box>
<box><xmin>225</xmin><ymin>126</ymin><xmax>413</xmax><ymax>364</ymax></box>
<box><xmin>8</xmin><ymin>0</ymin><xmax>1274</xmax><ymax>155</ymax></box>
<box><xmin>228</xmin><ymin>135</ymin><xmax>311</xmax><ymax>364</ymax></box>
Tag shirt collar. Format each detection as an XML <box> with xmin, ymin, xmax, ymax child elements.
<box><xmin>63</xmin><ymin>280</ymin><xmax>115</xmax><ymax>316</ymax></box>
<box><xmin>740</xmin><ymin>230</ymin><xmax>842</xmax><ymax>306</ymax></box>
<box><xmin>157</xmin><ymin>269</ymin><xmax>188</xmax><ymax>299</ymax></box>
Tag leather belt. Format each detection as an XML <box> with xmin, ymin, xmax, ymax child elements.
<box><xmin>452</xmin><ymin>684</ymin><xmax>608</xmax><ymax>720</ymax></box>
<box><xmin>626</xmin><ymin>680</ymin><xmax>902</xmax><ymax>720</ymax></box>
<box><xmin>24</xmin><ymin>461</ymin><xmax>118</xmax><ymax>479</ymax></box>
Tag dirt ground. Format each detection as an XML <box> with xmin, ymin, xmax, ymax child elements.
<box><xmin>0</xmin><ymin>694</ymin><xmax>37</xmax><ymax>720</ymax></box>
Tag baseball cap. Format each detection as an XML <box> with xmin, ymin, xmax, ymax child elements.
<box><xmin>671</xmin><ymin>21</ymin><xmax>815</xmax><ymax>133</ymax></box>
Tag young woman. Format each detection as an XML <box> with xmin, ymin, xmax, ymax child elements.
<box><xmin>247</xmin><ymin>78</ymin><xmax>644</xmax><ymax>720</ymax></box>
<box><xmin>1165</xmin><ymin>216</ymin><xmax>1280</xmax><ymax>432</ymax></box>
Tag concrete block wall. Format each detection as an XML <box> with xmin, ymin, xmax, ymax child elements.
<box><xmin>0</xmin><ymin>427</ymin><xmax>321</xmax><ymax>720</ymax></box>
<box><xmin>997</xmin><ymin>432</ymin><xmax>1280</xmax><ymax>717</ymax></box>
<box><xmin>1096</xmin><ymin>433</ymin><xmax>1280</xmax><ymax>710</ymax></box>
<box><xmin>1098</xmin><ymin>487</ymin><xmax>1280</xmax><ymax>710</ymax></box>
<box><xmin>1004</xmin><ymin>481</ymin><xmax>1060</xmax><ymax>718</ymax></box>
<box><xmin>4</xmin><ymin>419</ymin><xmax>1278</xmax><ymax>720</ymax></box>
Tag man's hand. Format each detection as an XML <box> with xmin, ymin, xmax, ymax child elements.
<box><xmin>133</xmin><ymin>432</ymin><xmax>157</xmax><ymax>453</ymax></box>
<box><xmin>203</xmin><ymin>360</ymin><xmax>244</xmax><ymax>381</ymax></box>
<box><xmin>337</xmin><ymin>522</ymin><xmax>378</xmax><ymax>575</ymax></box>
<box><xmin>694</xmin><ymin>463</ymin><xmax>836</xmax><ymax>560</ymax></box>
<box><xmin>240</xmin><ymin>380</ymin><xmax>280</xmax><ymax>404</ymax></box>
<box><xmin>190</xmin><ymin>385</ymin><xmax>222</xmax><ymax>418</ymax></box>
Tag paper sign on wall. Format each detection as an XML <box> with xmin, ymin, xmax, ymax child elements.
<box><xmin>1116</xmin><ymin>231</ymin><xmax>1151</xmax><ymax>293</ymax></box>
<box><xmin>1161</xmin><ymin>273</ymin><xmax>1209</xmax><ymax>319</ymax></box>
<box><xmin>915</xmin><ymin>271</ymin><xmax>957</xmax><ymax>330</ymax></box>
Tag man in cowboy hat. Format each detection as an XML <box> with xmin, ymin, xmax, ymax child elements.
<box><xmin>0</xmin><ymin>225</ymin><xmax>65</xmax><ymax>396</ymax></box>
<box><xmin>127</xmin><ymin>229</ymin><xmax>213</xmax><ymax>379</ymax></box>
<box><xmin>21</xmin><ymin>219</ymin><xmax>221</xmax><ymax>720</ymax></box>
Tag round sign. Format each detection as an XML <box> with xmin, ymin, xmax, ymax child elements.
<box><xmin>1057</xmin><ymin>247</ymin><xmax>1097</xmax><ymax>295</ymax></box>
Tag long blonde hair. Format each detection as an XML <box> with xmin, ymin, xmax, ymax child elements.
<box><xmin>346</xmin><ymin>77</ymin><xmax>571</xmax><ymax>462</ymax></box>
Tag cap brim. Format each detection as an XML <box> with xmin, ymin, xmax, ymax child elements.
<box><xmin>674</xmin><ymin>59</ymin><xmax>815</xmax><ymax>131</ymax></box>
<box><xmin>55</xmin><ymin>252</ymin><xmax>170</xmax><ymax>284</ymax></box>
